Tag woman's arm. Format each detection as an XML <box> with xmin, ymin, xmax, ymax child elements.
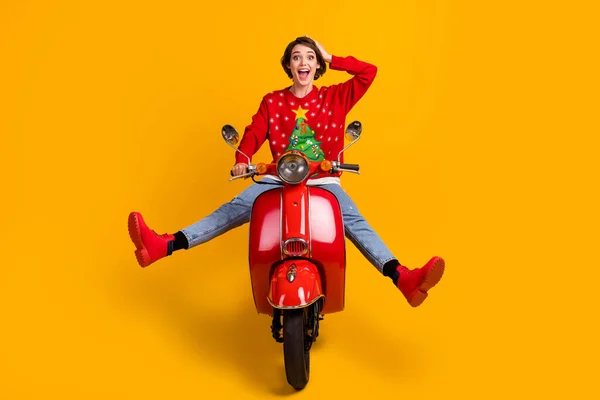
<box><xmin>311</xmin><ymin>37</ymin><xmax>378</xmax><ymax>113</ymax></box>
<box><xmin>235</xmin><ymin>97</ymin><xmax>270</xmax><ymax>166</ymax></box>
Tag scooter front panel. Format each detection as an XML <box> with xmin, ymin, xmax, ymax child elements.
<box><xmin>248</xmin><ymin>188</ymin><xmax>283</xmax><ymax>315</ymax></box>
<box><xmin>248</xmin><ymin>185</ymin><xmax>347</xmax><ymax>315</ymax></box>
<box><xmin>308</xmin><ymin>187</ymin><xmax>346</xmax><ymax>314</ymax></box>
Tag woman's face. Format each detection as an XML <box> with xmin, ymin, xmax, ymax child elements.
<box><xmin>287</xmin><ymin>44</ymin><xmax>320</xmax><ymax>87</ymax></box>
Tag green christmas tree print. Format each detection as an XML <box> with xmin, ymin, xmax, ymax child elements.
<box><xmin>285</xmin><ymin>117</ymin><xmax>325</xmax><ymax>161</ymax></box>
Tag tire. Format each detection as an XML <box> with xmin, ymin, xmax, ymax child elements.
<box><xmin>283</xmin><ymin>308</ymin><xmax>310</xmax><ymax>390</ymax></box>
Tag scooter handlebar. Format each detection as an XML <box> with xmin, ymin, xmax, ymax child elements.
<box><xmin>336</xmin><ymin>163</ymin><xmax>360</xmax><ymax>173</ymax></box>
<box><xmin>229</xmin><ymin>159</ymin><xmax>360</xmax><ymax>180</ymax></box>
<box><xmin>229</xmin><ymin>165</ymin><xmax>257</xmax><ymax>180</ymax></box>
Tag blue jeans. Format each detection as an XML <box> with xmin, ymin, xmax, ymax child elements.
<box><xmin>181</xmin><ymin>178</ymin><xmax>396</xmax><ymax>273</ymax></box>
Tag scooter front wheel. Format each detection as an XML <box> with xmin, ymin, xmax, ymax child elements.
<box><xmin>283</xmin><ymin>308</ymin><xmax>310</xmax><ymax>390</ymax></box>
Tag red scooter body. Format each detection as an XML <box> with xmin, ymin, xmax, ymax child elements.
<box><xmin>223</xmin><ymin>121</ymin><xmax>363</xmax><ymax>390</ymax></box>
<box><xmin>248</xmin><ymin>181</ymin><xmax>346</xmax><ymax>316</ymax></box>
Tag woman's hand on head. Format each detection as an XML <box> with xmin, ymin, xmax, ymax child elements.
<box><xmin>308</xmin><ymin>36</ymin><xmax>332</xmax><ymax>63</ymax></box>
<box><xmin>232</xmin><ymin>163</ymin><xmax>248</xmax><ymax>177</ymax></box>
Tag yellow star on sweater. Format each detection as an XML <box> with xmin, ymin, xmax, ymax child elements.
<box><xmin>292</xmin><ymin>106</ymin><xmax>309</xmax><ymax>121</ymax></box>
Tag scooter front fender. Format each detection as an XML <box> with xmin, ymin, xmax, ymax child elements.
<box><xmin>268</xmin><ymin>260</ymin><xmax>324</xmax><ymax>309</ymax></box>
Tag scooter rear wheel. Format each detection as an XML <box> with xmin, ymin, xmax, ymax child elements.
<box><xmin>283</xmin><ymin>308</ymin><xmax>310</xmax><ymax>390</ymax></box>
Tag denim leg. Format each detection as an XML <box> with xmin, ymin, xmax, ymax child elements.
<box><xmin>181</xmin><ymin>179</ymin><xmax>282</xmax><ymax>248</ymax></box>
<box><xmin>319</xmin><ymin>184</ymin><xmax>396</xmax><ymax>273</ymax></box>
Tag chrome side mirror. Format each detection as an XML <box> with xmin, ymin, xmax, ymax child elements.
<box><xmin>345</xmin><ymin>121</ymin><xmax>362</xmax><ymax>141</ymax></box>
<box><xmin>222</xmin><ymin>124</ymin><xmax>250</xmax><ymax>165</ymax></box>
<box><xmin>337</xmin><ymin>120</ymin><xmax>363</xmax><ymax>162</ymax></box>
<box><xmin>222</xmin><ymin>124</ymin><xmax>240</xmax><ymax>145</ymax></box>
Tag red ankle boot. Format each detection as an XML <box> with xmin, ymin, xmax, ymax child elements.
<box><xmin>395</xmin><ymin>256</ymin><xmax>445</xmax><ymax>307</ymax></box>
<box><xmin>128</xmin><ymin>212</ymin><xmax>175</xmax><ymax>267</ymax></box>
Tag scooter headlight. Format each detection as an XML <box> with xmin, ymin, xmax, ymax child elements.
<box><xmin>277</xmin><ymin>152</ymin><xmax>309</xmax><ymax>184</ymax></box>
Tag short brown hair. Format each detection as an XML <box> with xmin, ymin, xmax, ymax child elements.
<box><xmin>281</xmin><ymin>36</ymin><xmax>327</xmax><ymax>80</ymax></box>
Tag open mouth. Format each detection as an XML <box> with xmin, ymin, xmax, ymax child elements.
<box><xmin>297</xmin><ymin>68</ymin><xmax>310</xmax><ymax>80</ymax></box>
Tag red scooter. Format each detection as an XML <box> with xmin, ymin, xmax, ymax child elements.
<box><xmin>222</xmin><ymin>122</ymin><xmax>363</xmax><ymax>390</ymax></box>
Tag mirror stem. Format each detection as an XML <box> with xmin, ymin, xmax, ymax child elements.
<box><xmin>226</xmin><ymin>142</ymin><xmax>251</xmax><ymax>165</ymax></box>
<box><xmin>337</xmin><ymin>136</ymin><xmax>361</xmax><ymax>163</ymax></box>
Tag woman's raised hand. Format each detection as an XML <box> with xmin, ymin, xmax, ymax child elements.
<box><xmin>308</xmin><ymin>36</ymin><xmax>332</xmax><ymax>63</ymax></box>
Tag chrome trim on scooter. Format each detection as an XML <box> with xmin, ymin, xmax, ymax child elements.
<box><xmin>307</xmin><ymin>187</ymin><xmax>312</xmax><ymax>258</ymax></box>
<box><xmin>279</xmin><ymin>191</ymin><xmax>284</xmax><ymax>260</ymax></box>
<box><xmin>283</xmin><ymin>238</ymin><xmax>309</xmax><ymax>256</ymax></box>
<box><xmin>267</xmin><ymin>294</ymin><xmax>326</xmax><ymax>310</ymax></box>
<box><xmin>286</xmin><ymin>263</ymin><xmax>297</xmax><ymax>283</ymax></box>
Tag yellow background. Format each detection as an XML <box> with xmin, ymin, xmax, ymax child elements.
<box><xmin>1</xmin><ymin>0</ymin><xmax>598</xmax><ymax>398</ymax></box>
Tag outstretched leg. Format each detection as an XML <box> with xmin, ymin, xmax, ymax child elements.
<box><xmin>128</xmin><ymin>179</ymin><xmax>281</xmax><ymax>267</ymax></box>
<box><xmin>319</xmin><ymin>183</ymin><xmax>445</xmax><ymax>307</ymax></box>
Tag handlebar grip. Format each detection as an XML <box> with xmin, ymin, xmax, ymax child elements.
<box><xmin>338</xmin><ymin>163</ymin><xmax>360</xmax><ymax>172</ymax></box>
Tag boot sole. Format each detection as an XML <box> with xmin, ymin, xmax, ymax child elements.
<box><xmin>128</xmin><ymin>212</ymin><xmax>152</xmax><ymax>267</ymax></box>
<box><xmin>407</xmin><ymin>257</ymin><xmax>445</xmax><ymax>307</ymax></box>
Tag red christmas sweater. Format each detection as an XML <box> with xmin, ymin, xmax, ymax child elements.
<box><xmin>235</xmin><ymin>55</ymin><xmax>377</xmax><ymax>178</ymax></box>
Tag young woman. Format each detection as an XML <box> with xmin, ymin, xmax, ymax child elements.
<box><xmin>128</xmin><ymin>36</ymin><xmax>445</xmax><ymax>307</ymax></box>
